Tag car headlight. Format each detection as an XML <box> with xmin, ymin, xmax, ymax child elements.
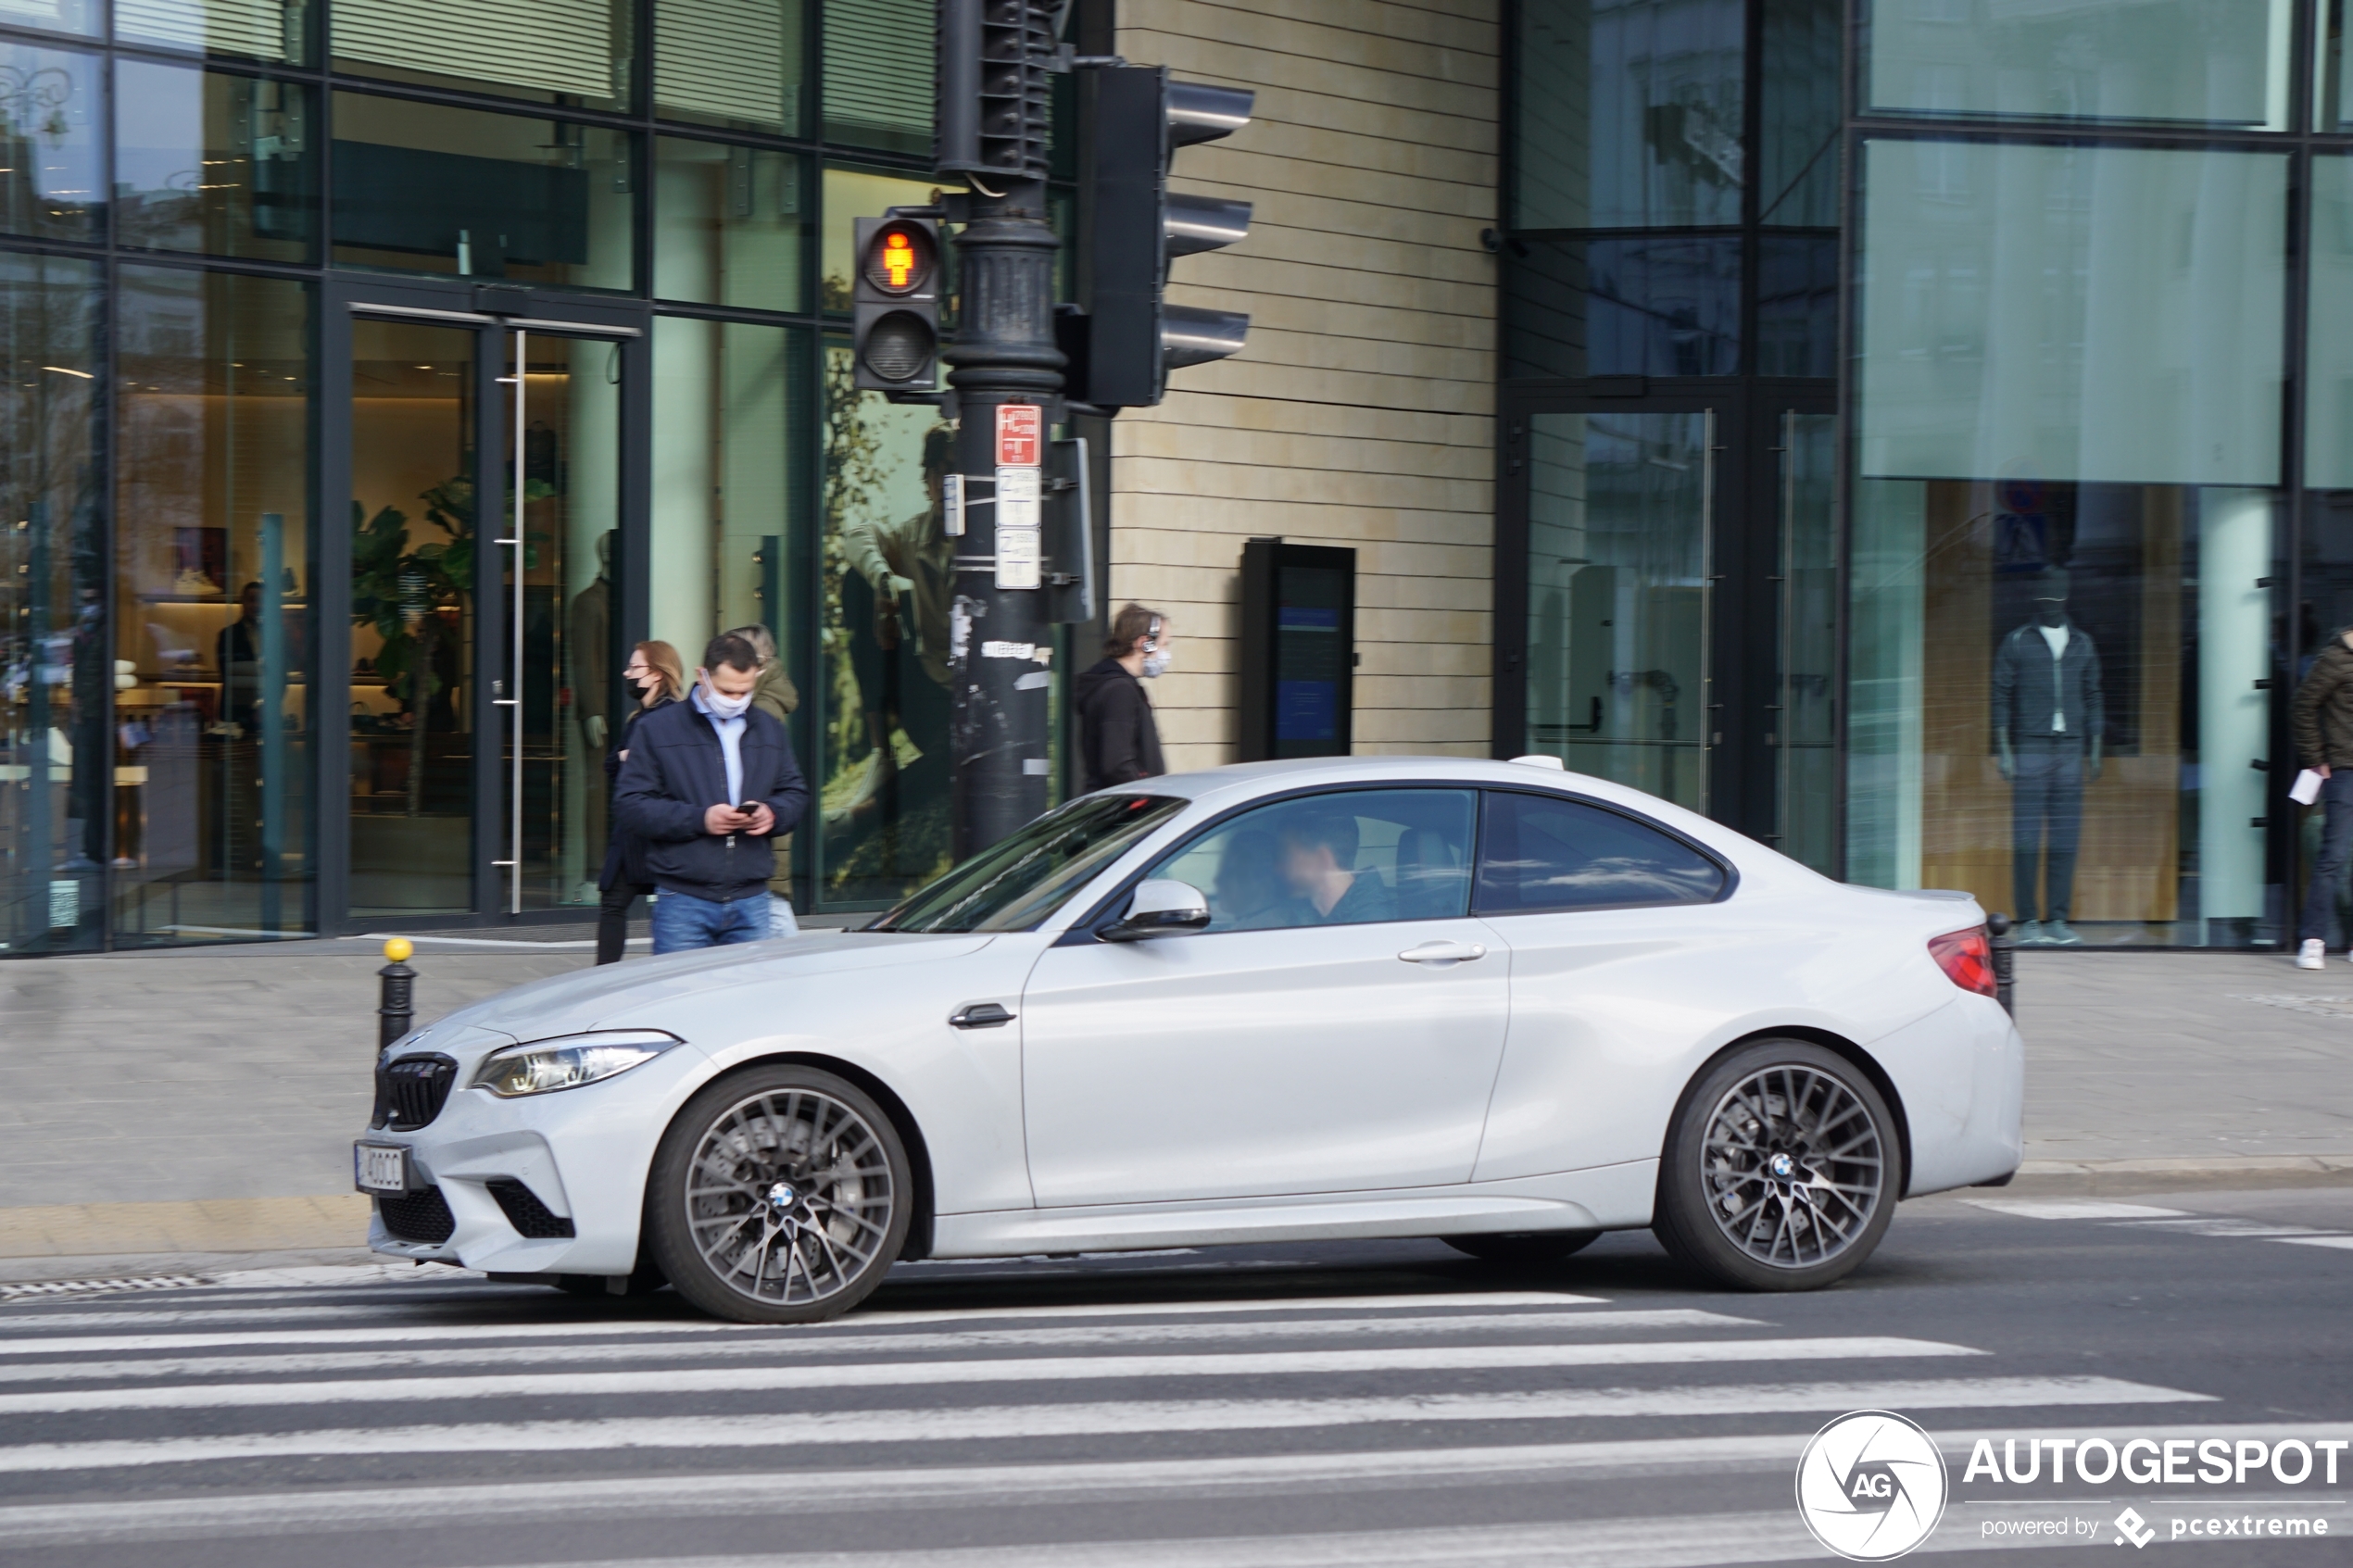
<box><xmin>470</xmin><ymin>1030</ymin><xmax>684</xmax><ymax>1098</ymax></box>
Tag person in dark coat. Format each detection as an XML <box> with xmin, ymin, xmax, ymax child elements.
<box><xmin>595</xmin><ymin>640</ymin><xmax>686</xmax><ymax>964</ymax></box>
<box><xmin>615</xmin><ymin>633</ymin><xmax>812</xmax><ymax>954</ymax></box>
<box><xmin>1074</xmin><ymin>603</ymin><xmax>1171</xmax><ymax>794</ymax></box>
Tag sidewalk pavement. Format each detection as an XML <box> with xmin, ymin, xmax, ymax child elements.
<box><xmin>3</xmin><ymin>938</ymin><xmax>2349</xmax><ymax>1280</ymax></box>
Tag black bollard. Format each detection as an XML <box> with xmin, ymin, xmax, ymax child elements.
<box><xmin>1986</xmin><ymin>912</ymin><xmax>2016</xmax><ymax>1019</ymax></box>
<box><xmin>378</xmin><ymin>937</ymin><xmax>417</xmax><ymax>1049</ymax></box>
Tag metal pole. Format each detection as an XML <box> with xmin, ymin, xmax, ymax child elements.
<box><xmin>377</xmin><ymin>935</ymin><xmax>416</xmax><ymax>1049</ymax></box>
<box><xmin>510</xmin><ymin>330</ymin><xmax>527</xmax><ymax>914</ymax></box>
<box><xmin>942</xmin><ymin>180</ymin><xmax>1062</xmax><ymax>860</ymax></box>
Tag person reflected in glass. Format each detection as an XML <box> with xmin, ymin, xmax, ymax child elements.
<box><xmin>1278</xmin><ymin>811</ymin><xmax>1393</xmax><ymax>925</ymax></box>
<box><xmin>835</xmin><ymin>425</ymin><xmax>955</xmax><ymax>847</ymax></box>
<box><xmin>1992</xmin><ymin>568</ymin><xmax>2102</xmax><ymax>947</ymax></box>
<box><xmin>1211</xmin><ymin>828</ymin><xmax>1308</xmax><ymax>931</ymax></box>
<box><xmin>215</xmin><ymin>581</ymin><xmax>266</xmax><ymax>739</ymax></box>
<box><xmin>595</xmin><ymin>639</ymin><xmax>686</xmax><ymax>965</ymax></box>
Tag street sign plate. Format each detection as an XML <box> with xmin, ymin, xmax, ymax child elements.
<box><xmin>996</xmin><ymin>467</ymin><xmax>1042</xmax><ymax>591</ymax></box>
<box><xmin>354</xmin><ymin>1142</ymin><xmax>412</xmax><ymax>1194</ymax></box>
<box><xmin>996</xmin><ymin>404</ymin><xmax>1042</xmax><ymax>467</ymax></box>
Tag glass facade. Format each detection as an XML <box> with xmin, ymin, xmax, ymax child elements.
<box><xmin>0</xmin><ymin>0</ymin><xmax>1063</xmax><ymax>951</ymax></box>
<box><xmin>1502</xmin><ymin>0</ymin><xmax>2353</xmax><ymax>947</ymax></box>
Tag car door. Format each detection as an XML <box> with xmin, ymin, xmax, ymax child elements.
<box><xmin>1466</xmin><ymin>787</ymin><xmax>1741</xmax><ymax>1183</ymax></box>
<box><xmin>1019</xmin><ymin>786</ymin><xmax>1511</xmax><ymax>1206</ymax></box>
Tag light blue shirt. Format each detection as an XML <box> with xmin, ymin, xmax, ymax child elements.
<box><xmin>691</xmin><ymin>685</ymin><xmax>748</xmax><ymax>808</ymax></box>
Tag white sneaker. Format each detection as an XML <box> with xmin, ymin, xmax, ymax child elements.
<box><xmin>2299</xmin><ymin>939</ymin><xmax>2326</xmax><ymax>970</ymax></box>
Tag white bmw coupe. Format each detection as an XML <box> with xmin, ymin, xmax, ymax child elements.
<box><xmin>357</xmin><ymin>756</ymin><xmax>2023</xmax><ymax>1323</ymax></box>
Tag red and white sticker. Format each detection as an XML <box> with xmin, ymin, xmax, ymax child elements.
<box><xmin>995</xmin><ymin>404</ymin><xmax>1042</xmax><ymax>468</ymax></box>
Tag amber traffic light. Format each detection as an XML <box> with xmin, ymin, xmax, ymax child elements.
<box><xmin>852</xmin><ymin>216</ymin><xmax>941</xmax><ymax>391</ymax></box>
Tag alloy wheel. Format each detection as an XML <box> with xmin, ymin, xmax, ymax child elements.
<box><xmin>683</xmin><ymin>1086</ymin><xmax>897</xmax><ymax>1309</ymax></box>
<box><xmin>1697</xmin><ymin>1063</ymin><xmax>1886</xmax><ymax>1270</ymax></box>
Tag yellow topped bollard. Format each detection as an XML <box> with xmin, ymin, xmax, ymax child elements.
<box><xmin>378</xmin><ymin>938</ymin><xmax>418</xmax><ymax>1050</ymax></box>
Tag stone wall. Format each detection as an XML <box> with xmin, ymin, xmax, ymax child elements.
<box><xmin>1107</xmin><ymin>0</ymin><xmax>1501</xmax><ymax>767</ymax></box>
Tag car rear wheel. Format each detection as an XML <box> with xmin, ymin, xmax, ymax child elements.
<box><xmin>646</xmin><ymin>1064</ymin><xmax>912</xmax><ymax>1324</ymax></box>
<box><xmin>1442</xmin><ymin>1231</ymin><xmax>1601</xmax><ymax>1267</ymax></box>
<box><xmin>1653</xmin><ymin>1039</ymin><xmax>1898</xmax><ymax>1292</ymax></box>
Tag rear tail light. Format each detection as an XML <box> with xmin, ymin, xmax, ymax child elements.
<box><xmin>1928</xmin><ymin>926</ymin><xmax>1996</xmax><ymax>997</ymax></box>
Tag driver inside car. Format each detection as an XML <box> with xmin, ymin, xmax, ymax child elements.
<box><xmin>1279</xmin><ymin>811</ymin><xmax>1395</xmax><ymax>925</ymax></box>
<box><xmin>1210</xmin><ymin>828</ymin><xmax>1309</xmax><ymax>931</ymax></box>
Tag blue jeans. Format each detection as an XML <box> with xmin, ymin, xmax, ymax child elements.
<box><xmin>650</xmin><ymin>891</ymin><xmax>773</xmax><ymax>954</ymax></box>
<box><xmin>2299</xmin><ymin>770</ymin><xmax>2353</xmax><ymax>943</ymax></box>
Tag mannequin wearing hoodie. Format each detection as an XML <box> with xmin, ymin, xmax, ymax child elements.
<box><xmin>1076</xmin><ymin>604</ymin><xmax>1171</xmax><ymax>793</ymax></box>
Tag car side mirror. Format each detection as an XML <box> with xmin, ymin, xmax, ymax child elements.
<box><xmin>1101</xmin><ymin>878</ymin><xmax>1212</xmax><ymax>942</ymax></box>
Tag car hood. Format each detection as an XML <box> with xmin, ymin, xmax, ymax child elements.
<box><xmin>405</xmin><ymin>931</ymin><xmax>998</xmax><ymax>1052</ymax></box>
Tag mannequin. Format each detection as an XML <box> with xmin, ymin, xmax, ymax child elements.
<box><xmin>1991</xmin><ymin>569</ymin><xmax>2104</xmax><ymax>945</ymax></box>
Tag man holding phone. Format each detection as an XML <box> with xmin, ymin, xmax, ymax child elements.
<box><xmin>615</xmin><ymin>633</ymin><xmax>811</xmax><ymax>954</ymax></box>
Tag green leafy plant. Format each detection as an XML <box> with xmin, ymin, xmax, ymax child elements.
<box><xmin>349</xmin><ymin>476</ymin><xmax>479</xmax><ymax>818</ymax></box>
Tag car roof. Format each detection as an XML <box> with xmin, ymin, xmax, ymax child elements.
<box><xmin>1091</xmin><ymin>755</ymin><xmax>1787</xmax><ymax>878</ymax></box>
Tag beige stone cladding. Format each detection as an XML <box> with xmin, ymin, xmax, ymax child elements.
<box><xmin>1108</xmin><ymin>0</ymin><xmax>1500</xmax><ymax>770</ymax></box>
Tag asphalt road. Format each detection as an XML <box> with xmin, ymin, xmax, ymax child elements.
<box><xmin>0</xmin><ymin>1188</ymin><xmax>2348</xmax><ymax>1567</ymax></box>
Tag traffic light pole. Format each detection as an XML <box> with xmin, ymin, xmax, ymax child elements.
<box><xmin>943</xmin><ymin>175</ymin><xmax>1063</xmax><ymax>859</ymax></box>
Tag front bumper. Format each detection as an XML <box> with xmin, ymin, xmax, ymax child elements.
<box><xmin>361</xmin><ymin>1041</ymin><xmax>708</xmax><ymax>1276</ymax></box>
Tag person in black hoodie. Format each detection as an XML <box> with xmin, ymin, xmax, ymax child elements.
<box><xmin>594</xmin><ymin>640</ymin><xmax>686</xmax><ymax>964</ymax></box>
<box><xmin>1075</xmin><ymin>603</ymin><xmax>1171</xmax><ymax>794</ymax></box>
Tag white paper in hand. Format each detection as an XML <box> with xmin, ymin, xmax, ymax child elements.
<box><xmin>2292</xmin><ymin>769</ymin><xmax>2326</xmax><ymax>807</ymax></box>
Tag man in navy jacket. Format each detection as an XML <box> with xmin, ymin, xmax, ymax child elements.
<box><xmin>615</xmin><ymin>633</ymin><xmax>811</xmax><ymax>953</ymax></box>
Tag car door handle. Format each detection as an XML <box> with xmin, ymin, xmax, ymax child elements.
<box><xmin>949</xmin><ymin>1002</ymin><xmax>1016</xmax><ymax>1029</ymax></box>
<box><xmin>1398</xmin><ymin>941</ymin><xmax>1487</xmax><ymax>964</ymax></box>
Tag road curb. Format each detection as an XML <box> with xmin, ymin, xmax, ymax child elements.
<box><xmin>2004</xmin><ymin>1155</ymin><xmax>2353</xmax><ymax>1195</ymax></box>
<box><xmin>0</xmin><ymin>1196</ymin><xmax>368</xmax><ymax>1262</ymax></box>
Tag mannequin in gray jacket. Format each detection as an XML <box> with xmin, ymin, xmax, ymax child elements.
<box><xmin>1991</xmin><ymin>570</ymin><xmax>2104</xmax><ymax>946</ymax></box>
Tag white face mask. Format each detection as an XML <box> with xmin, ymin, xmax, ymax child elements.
<box><xmin>698</xmin><ymin>671</ymin><xmax>754</xmax><ymax>719</ymax></box>
<box><xmin>1140</xmin><ymin>646</ymin><xmax>1172</xmax><ymax>680</ymax></box>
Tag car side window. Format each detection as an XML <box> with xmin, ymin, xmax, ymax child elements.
<box><xmin>1145</xmin><ymin>788</ymin><xmax>1478</xmax><ymax>932</ymax></box>
<box><xmin>1474</xmin><ymin>790</ymin><xmax>1726</xmax><ymax>914</ymax></box>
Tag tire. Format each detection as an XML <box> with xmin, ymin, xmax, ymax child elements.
<box><xmin>1653</xmin><ymin>1038</ymin><xmax>1899</xmax><ymax>1292</ymax></box>
<box><xmin>646</xmin><ymin>1064</ymin><xmax>914</xmax><ymax>1324</ymax></box>
<box><xmin>1442</xmin><ymin>1231</ymin><xmax>1601</xmax><ymax>1267</ymax></box>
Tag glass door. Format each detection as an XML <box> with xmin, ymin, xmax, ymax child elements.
<box><xmin>500</xmin><ymin>327</ymin><xmax>622</xmax><ymax>914</ymax></box>
<box><xmin>347</xmin><ymin>316</ymin><xmax>481</xmax><ymax>916</ymax></box>
<box><xmin>340</xmin><ymin>300</ymin><xmax>633</xmax><ymax>922</ymax></box>
<box><xmin>1522</xmin><ymin>408</ymin><xmax>1717</xmax><ymax>813</ymax></box>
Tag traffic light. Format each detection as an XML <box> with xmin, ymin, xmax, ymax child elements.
<box><xmin>936</xmin><ymin>0</ymin><xmax>1055</xmax><ymax>182</ymax></box>
<box><xmin>1076</xmin><ymin>66</ymin><xmax>1254</xmax><ymax>408</ymax></box>
<box><xmin>851</xmin><ymin>216</ymin><xmax>941</xmax><ymax>393</ymax></box>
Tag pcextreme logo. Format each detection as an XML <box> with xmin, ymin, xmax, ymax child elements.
<box><xmin>1796</xmin><ymin>1410</ymin><xmax>1951</xmax><ymax>1561</ymax></box>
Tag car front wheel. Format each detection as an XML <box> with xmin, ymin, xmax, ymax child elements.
<box><xmin>1653</xmin><ymin>1039</ymin><xmax>1898</xmax><ymax>1292</ymax></box>
<box><xmin>646</xmin><ymin>1064</ymin><xmax>912</xmax><ymax>1323</ymax></box>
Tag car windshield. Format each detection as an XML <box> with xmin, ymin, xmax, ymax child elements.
<box><xmin>868</xmin><ymin>794</ymin><xmax>1187</xmax><ymax>934</ymax></box>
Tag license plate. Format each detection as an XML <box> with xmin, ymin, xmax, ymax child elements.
<box><xmin>354</xmin><ymin>1142</ymin><xmax>412</xmax><ymax>1194</ymax></box>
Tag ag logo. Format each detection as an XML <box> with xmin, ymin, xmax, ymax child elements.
<box><xmin>1795</xmin><ymin>1410</ymin><xmax>1948</xmax><ymax>1561</ymax></box>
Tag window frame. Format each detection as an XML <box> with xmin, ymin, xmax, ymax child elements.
<box><xmin>1052</xmin><ymin>783</ymin><xmax>1490</xmax><ymax>945</ymax></box>
<box><xmin>1471</xmin><ymin>786</ymin><xmax>1739</xmax><ymax>918</ymax></box>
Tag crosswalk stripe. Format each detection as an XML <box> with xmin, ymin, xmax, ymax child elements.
<box><xmin>0</xmin><ymin>1375</ymin><xmax>2210</xmax><ymax>1474</ymax></box>
<box><xmin>0</xmin><ymin>1290</ymin><xmax>1604</xmax><ymax>1353</ymax></box>
<box><xmin>0</xmin><ymin>1309</ymin><xmax>1765</xmax><ymax>1386</ymax></box>
<box><xmin>9</xmin><ymin>1420</ymin><xmax>2345</xmax><ymax>1549</ymax></box>
<box><xmin>0</xmin><ymin>1336</ymin><xmax>1979</xmax><ymax>1416</ymax></box>
<box><xmin>2273</xmin><ymin>1235</ymin><xmax>2353</xmax><ymax>1250</ymax></box>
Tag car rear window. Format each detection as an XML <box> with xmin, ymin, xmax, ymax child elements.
<box><xmin>870</xmin><ymin>794</ymin><xmax>1187</xmax><ymax>934</ymax></box>
<box><xmin>1473</xmin><ymin>790</ymin><xmax>1726</xmax><ymax>914</ymax></box>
